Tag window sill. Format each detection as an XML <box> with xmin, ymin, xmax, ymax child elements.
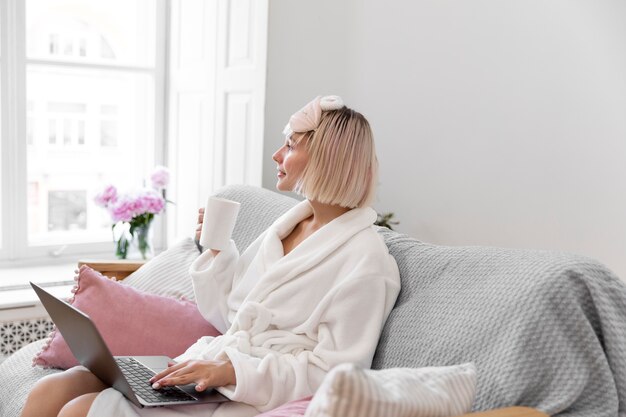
<box><xmin>0</xmin><ymin>262</ymin><xmax>77</xmax><ymax>290</ymax></box>
<box><xmin>0</xmin><ymin>263</ymin><xmax>76</xmax><ymax>319</ymax></box>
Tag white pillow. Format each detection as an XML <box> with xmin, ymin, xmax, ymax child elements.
<box><xmin>122</xmin><ymin>237</ymin><xmax>199</xmax><ymax>301</ymax></box>
<box><xmin>304</xmin><ymin>363</ymin><xmax>477</xmax><ymax>417</ymax></box>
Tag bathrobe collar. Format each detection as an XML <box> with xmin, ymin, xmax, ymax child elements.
<box><xmin>247</xmin><ymin>200</ymin><xmax>377</xmax><ymax>303</ymax></box>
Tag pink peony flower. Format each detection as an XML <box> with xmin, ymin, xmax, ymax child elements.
<box><xmin>150</xmin><ymin>166</ymin><xmax>170</xmax><ymax>189</ymax></box>
<box><xmin>94</xmin><ymin>185</ymin><xmax>118</xmax><ymax>208</ymax></box>
<box><xmin>138</xmin><ymin>190</ymin><xmax>165</xmax><ymax>215</ymax></box>
<box><xmin>97</xmin><ymin>166</ymin><xmax>171</xmax><ymax>226</ymax></box>
<box><xmin>109</xmin><ymin>195</ymin><xmax>137</xmax><ymax>222</ymax></box>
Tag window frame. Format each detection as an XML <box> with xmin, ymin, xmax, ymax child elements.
<box><xmin>0</xmin><ymin>0</ymin><xmax>168</xmax><ymax>267</ymax></box>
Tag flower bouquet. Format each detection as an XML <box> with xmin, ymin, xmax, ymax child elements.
<box><xmin>95</xmin><ymin>166</ymin><xmax>171</xmax><ymax>259</ymax></box>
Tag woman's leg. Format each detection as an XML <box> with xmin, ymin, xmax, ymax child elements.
<box><xmin>20</xmin><ymin>367</ymin><xmax>107</xmax><ymax>417</ymax></box>
<box><xmin>57</xmin><ymin>393</ymin><xmax>100</xmax><ymax>417</ymax></box>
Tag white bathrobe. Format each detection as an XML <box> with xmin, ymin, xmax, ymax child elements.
<box><xmin>87</xmin><ymin>200</ymin><xmax>400</xmax><ymax>417</ymax></box>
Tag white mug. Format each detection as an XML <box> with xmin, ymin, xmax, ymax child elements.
<box><xmin>199</xmin><ymin>196</ymin><xmax>241</xmax><ymax>251</ymax></box>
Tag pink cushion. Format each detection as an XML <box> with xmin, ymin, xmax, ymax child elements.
<box><xmin>255</xmin><ymin>396</ymin><xmax>312</xmax><ymax>417</ymax></box>
<box><xmin>33</xmin><ymin>265</ymin><xmax>220</xmax><ymax>369</ymax></box>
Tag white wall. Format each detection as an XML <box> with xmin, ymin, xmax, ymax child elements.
<box><xmin>262</xmin><ymin>0</ymin><xmax>356</xmax><ymax>202</ymax></box>
<box><xmin>263</xmin><ymin>0</ymin><xmax>626</xmax><ymax>280</ymax></box>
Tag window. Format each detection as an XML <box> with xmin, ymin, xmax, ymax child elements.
<box><xmin>0</xmin><ymin>0</ymin><xmax>166</xmax><ymax>264</ymax></box>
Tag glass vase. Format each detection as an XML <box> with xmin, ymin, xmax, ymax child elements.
<box><xmin>113</xmin><ymin>219</ymin><xmax>154</xmax><ymax>260</ymax></box>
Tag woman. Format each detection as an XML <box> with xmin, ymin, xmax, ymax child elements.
<box><xmin>21</xmin><ymin>95</ymin><xmax>401</xmax><ymax>417</ymax></box>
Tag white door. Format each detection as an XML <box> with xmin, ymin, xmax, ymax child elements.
<box><xmin>167</xmin><ymin>0</ymin><xmax>268</xmax><ymax>243</ymax></box>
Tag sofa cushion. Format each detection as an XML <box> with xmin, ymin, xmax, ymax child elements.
<box><xmin>304</xmin><ymin>363</ymin><xmax>476</xmax><ymax>417</ymax></box>
<box><xmin>122</xmin><ymin>237</ymin><xmax>198</xmax><ymax>300</ymax></box>
<box><xmin>33</xmin><ymin>266</ymin><xmax>220</xmax><ymax>369</ymax></box>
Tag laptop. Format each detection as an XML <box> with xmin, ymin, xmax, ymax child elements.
<box><xmin>30</xmin><ymin>282</ymin><xmax>230</xmax><ymax>408</ymax></box>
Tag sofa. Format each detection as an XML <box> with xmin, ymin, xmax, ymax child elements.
<box><xmin>2</xmin><ymin>184</ymin><xmax>626</xmax><ymax>417</ymax></box>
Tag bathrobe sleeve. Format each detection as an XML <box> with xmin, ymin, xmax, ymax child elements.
<box><xmin>217</xmin><ymin>272</ymin><xmax>401</xmax><ymax>411</ymax></box>
<box><xmin>188</xmin><ymin>240</ymin><xmax>240</xmax><ymax>334</ymax></box>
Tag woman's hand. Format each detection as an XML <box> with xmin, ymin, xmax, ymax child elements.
<box><xmin>195</xmin><ymin>207</ymin><xmax>205</xmax><ymax>242</ymax></box>
<box><xmin>150</xmin><ymin>359</ymin><xmax>236</xmax><ymax>392</ymax></box>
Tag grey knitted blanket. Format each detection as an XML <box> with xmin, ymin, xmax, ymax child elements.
<box><xmin>373</xmin><ymin>227</ymin><xmax>626</xmax><ymax>416</ymax></box>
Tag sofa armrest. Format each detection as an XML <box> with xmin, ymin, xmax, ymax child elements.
<box><xmin>460</xmin><ymin>407</ymin><xmax>548</xmax><ymax>417</ymax></box>
<box><xmin>77</xmin><ymin>259</ymin><xmax>146</xmax><ymax>280</ymax></box>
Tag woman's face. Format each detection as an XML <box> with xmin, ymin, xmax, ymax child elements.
<box><xmin>272</xmin><ymin>132</ymin><xmax>309</xmax><ymax>192</ymax></box>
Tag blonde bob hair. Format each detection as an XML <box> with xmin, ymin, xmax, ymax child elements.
<box><xmin>292</xmin><ymin>106</ymin><xmax>378</xmax><ymax>208</ymax></box>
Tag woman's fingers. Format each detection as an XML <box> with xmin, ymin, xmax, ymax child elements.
<box><xmin>152</xmin><ymin>361</ymin><xmax>205</xmax><ymax>389</ymax></box>
<box><xmin>196</xmin><ymin>208</ymin><xmax>204</xmax><ymax>239</ymax></box>
<box><xmin>155</xmin><ymin>372</ymin><xmax>194</xmax><ymax>388</ymax></box>
<box><xmin>195</xmin><ymin>378</ymin><xmax>211</xmax><ymax>392</ymax></box>
<box><xmin>195</xmin><ymin>207</ymin><xmax>204</xmax><ymax>239</ymax></box>
<box><xmin>150</xmin><ymin>361</ymin><xmax>186</xmax><ymax>384</ymax></box>
<box><xmin>150</xmin><ymin>360</ymin><xmax>230</xmax><ymax>391</ymax></box>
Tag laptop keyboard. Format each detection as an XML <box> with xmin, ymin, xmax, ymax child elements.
<box><xmin>115</xmin><ymin>357</ymin><xmax>197</xmax><ymax>404</ymax></box>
